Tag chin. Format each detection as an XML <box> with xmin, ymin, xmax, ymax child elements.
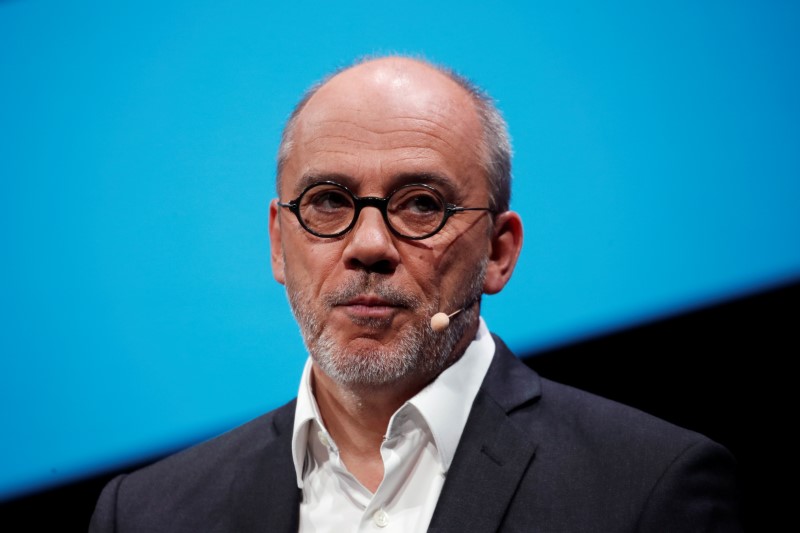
<box><xmin>313</xmin><ymin>334</ymin><xmax>418</xmax><ymax>387</ymax></box>
<box><xmin>309</xmin><ymin>315</ymin><xmax>464</xmax><ymax>389</ymax></box>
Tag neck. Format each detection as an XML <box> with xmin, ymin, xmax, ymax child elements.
<box><xmin>309</xmin><ymin>318</ymin><xmax>479</xmax><ymax>491</ymax></box>
<box><xmin>310</xmin><ymin>366</ymin><xmax>420</xmax><ymax>491</ymax></box>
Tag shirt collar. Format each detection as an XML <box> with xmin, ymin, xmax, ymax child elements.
<box><xmin>292</xmin><ymin>357</ymin><xmax>323</xmax><ymax>488</ymax></box>
<box><xmin>290</xmin><ymin>317</ymin><xmax>495</xmax><ymax>489</ymax></box>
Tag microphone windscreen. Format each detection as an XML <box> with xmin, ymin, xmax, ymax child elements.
<box><xmin>430</xmin><ymin>312</ymin><xmax>450</xmax><ymax>332</ymax></box>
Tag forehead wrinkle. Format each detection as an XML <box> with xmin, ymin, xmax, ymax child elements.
<box><xmin>390</xmin><ymin>114</ymin><xmax>469</xmax><ymax>133</ymax></box>
<box><xmin>305</xmin><ymin>133</ymin><xmax>371</xmax><ymax>147</ymax></box>
<box><xmin>308</xmin><ymin>119</ymin><xmax>459</xmax><ymax>141</ymax></box>
<box><xmin>307</xmin><ymin>112</ymin><xmax>474</xmax><ymax>146</ymax></box>
<box><xmin>384</xmin><ymin>129</ymin><xmax>459</xmax><ymax>153</ymax></box>
<box><xmin>307</xmin><ymin>130</ymin><xmax>465</xmax><ymax>155</ymax></box>
<box><xmin>301</xmin><ymin>138</ymin><xmax>442</xmax><ymax>161</ymax></box>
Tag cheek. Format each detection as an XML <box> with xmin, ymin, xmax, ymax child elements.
<box><xmin>401</xmin><ymin>246</ymin><xmax>456</xmax><ymax>303</ymax></box>
<box><xmin>282</xmin><ymin>240</ymin><xmax>342</xmax><ymax>290</ymax></box>
<box><xmin>431</xmin><ymin>238</ymin><xmax>489</xmax><ymax>290</ymax></box>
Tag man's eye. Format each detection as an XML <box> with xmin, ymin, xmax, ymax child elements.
<box><xmin>309</xmin><ymin>190</ymin><xmax>351</xmax><ymax>210</ymax></box>
<box><xmin>404</xmin><ymin>193</ymin><xmax>442</xmax><ymax>214</ymax></box>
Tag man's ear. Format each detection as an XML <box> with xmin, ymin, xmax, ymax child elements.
<box><xmin>268</xmin><ymin>199</ymin><xmax>286</xmax><ymax>285</ymax></box>
<box><xmin>483</xmin><ymin>210</ymin><xmax>523</xmax><ymax>295</ymax></box>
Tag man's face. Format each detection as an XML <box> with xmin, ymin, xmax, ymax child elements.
<box><xmin>270</xmin><ymin>60</ymin><xmax>500</xmax><ymax>389</ymax></box>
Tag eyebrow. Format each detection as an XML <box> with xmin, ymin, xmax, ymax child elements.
<box><xmin>293</xmin><ymin>171</ymin><xmax>460</xmax><ymax>201</ymax></box>
<box><xmin>392</xmin><ymin>172</ymin><xmax>458</xmax><ymax>198</ymax></box>
<box><xmin>294</xmin><ymin>172</ymin><xmax>354</xmax><ymax>195</ymax></box>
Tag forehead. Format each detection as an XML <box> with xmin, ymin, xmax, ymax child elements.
<box><xmin>281</xmin><ymin>61</ymin><xmax>487</xmax><ymax>197</ymax></box>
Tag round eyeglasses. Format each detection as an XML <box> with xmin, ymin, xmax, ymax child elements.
<box><xmin>277</xmin><ymin>181</ymin><xmax>496</xmax><ymax>240</ymax></box>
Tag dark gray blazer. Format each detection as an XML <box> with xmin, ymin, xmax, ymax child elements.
<box><xmin>89</xmin><ymin>336</ymin><xmax>742</xmax><ymax>532</ymax></box>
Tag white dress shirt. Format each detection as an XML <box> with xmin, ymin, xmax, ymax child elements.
<box><xmin>291</xmin><ymin>318</ymin><xmax>496</xmax><ymax>533</ymax></box>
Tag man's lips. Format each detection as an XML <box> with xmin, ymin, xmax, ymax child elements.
<box><xmin>335</xmin><ymin>295</ymin><xmax>405</xmax><ymax>318</ymax></box>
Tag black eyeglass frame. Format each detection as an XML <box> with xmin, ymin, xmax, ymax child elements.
<box><xmin>277</xmin><ymin>180</ymin><xmax>496</xmax><ymax>240</ymax></box>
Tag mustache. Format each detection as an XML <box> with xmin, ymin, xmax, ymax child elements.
<box><xmin>323</xmin><ymin>273</ymin><xmax>421</xmax><ymax>310</ymax></box>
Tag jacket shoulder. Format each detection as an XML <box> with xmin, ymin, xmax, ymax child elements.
<box><xmin>487</xmin><ymin>334</ymin><xmax>719</xmax><ymax>452</ymax></box>
<box><xmin>129</xmin><ymin>398</ymin><xmax>295</xmax><ymax>482</ymax></box>
<box><xmin>478</xmin><ymin>336</ymin><xmax>742</xmax><ymax>531</ymax></box>
<box><xmin>89</xmin><ymin>399</ymin><xmax>299</xmax><ymax>533</ymax></box>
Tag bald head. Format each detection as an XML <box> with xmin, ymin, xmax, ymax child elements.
<box><xmin>276</xmin><ymin>56</ymin><xmax>512</xmax><ymax>211</ymax></box>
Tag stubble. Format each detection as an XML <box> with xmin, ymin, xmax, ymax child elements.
<box><xmin>285</xmin><ymin>259</ymin><xmax>488</xmax><ymax>389</ymax></box>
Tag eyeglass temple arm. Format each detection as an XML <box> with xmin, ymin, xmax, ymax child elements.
<box><xmin>448</xmin><ymin>206</ymin><xmax>496</xmax><ymax>214</ymax></box>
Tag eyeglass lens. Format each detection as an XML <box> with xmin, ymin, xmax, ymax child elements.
<box><xmin>298</xmin><ymin>183</ymin><xmax>446</xmax><ymax>238</ymax></box>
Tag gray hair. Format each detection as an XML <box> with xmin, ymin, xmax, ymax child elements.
<box><xmin>275</xmin><ymin>56</ymin><xmax>512</xmax><ymax>212</ymax></box>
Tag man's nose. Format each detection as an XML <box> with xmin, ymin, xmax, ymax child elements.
<box><xmin>342</xmin><ymin>206</ymin><xmax>400</xmax><ymax>274</ymax></box>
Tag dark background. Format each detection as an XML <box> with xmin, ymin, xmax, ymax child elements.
<box><xmin>2</xmin><ymin>278</ymin><xmax>795</xmax><ymax>532</ymax></box>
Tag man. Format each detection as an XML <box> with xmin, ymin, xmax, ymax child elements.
<box><xmin>89</xmin><ymin>56</ymin><xmax>742</xmax><ymax>532</ymax></box>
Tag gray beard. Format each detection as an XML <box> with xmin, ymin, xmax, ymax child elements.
<box><xmin>285</xmin><ymin>258</ymin><xmax>488</xmax><ymax>388</ymax></box>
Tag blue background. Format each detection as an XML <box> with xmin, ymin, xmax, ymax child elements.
<box><xmin>2</xmin><ymin>0</ymin><xmax>798</xmax><ymax>500</ymax></box>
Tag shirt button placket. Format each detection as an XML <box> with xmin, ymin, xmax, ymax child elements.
<box><xmin>372</xmin><ymin>508</ymin><xmax>389</xmax><ymax>528</ymax></box>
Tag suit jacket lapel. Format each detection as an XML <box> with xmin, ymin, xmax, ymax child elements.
<box><xmin>228</xmin><ymin>402</ymin><xmax>301</xmax><ymax>533</ymax></box>
<box><xmin>428</xmin><ymin>336</ymin><xmax>542</xmax><ymax>533</ymax></box>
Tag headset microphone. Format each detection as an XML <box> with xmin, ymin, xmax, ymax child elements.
<box><xmin>430</xmin><ymin>308</ymin><xmax>463</xmax><ymax>332</ymax></box>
